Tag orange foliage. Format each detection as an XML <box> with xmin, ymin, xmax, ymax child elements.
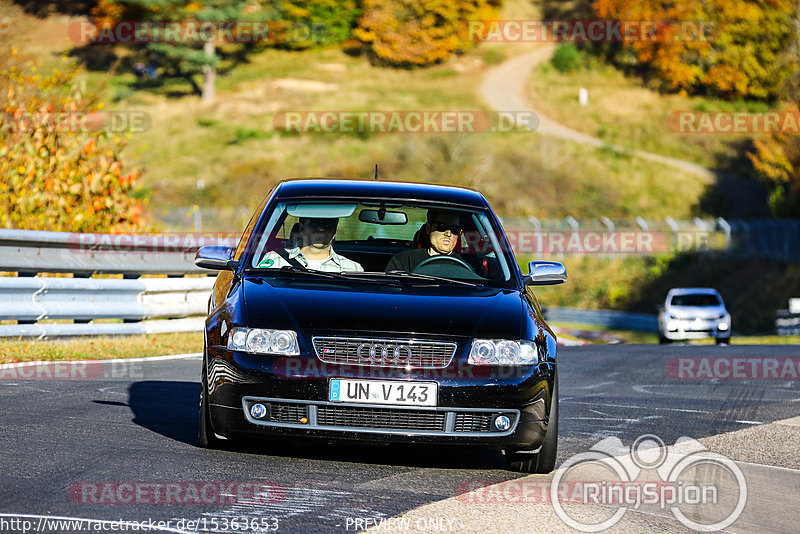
<box><xmin>594</xmin><ymin>0</ymin><xmax>797</xmax><ymax>99</ymax></box>
<box><xmin>0</xmin><ymin>41</ymin><xmax>147</xmax><ymax>232</ymax></box>
<box><xmin>354</xmin><ymin>0</ymin><xmax>501</xmax><ymax>67</ymax></box>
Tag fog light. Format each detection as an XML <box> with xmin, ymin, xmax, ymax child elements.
<box><xmin>718</xmin><ymin>322</ymin><xmax>729</xmax><ymax>331</ymax></box>
<box><xmin>250</xmin><ymin>403</ymin><xmax>268</xmax><ymax>420</ymax></box>
<box><xmin>494</xmin><ymin>415</ymin><xmax>511</xmax><ymax>431</ymax></box>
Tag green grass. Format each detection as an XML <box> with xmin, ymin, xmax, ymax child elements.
<box><xmin>528</xmin><ymin>54</ymin><xmax>763</xmax><ymax>170</ymax></box>
<box><xmin>552</xmin><ymin>322</ymin><xmax>800</xmax><ymax>345</ymax></box>
<box><xmin>0</xmin><ymin>332</ymin><xmax>203</xmax><ymax>363</ymax></box>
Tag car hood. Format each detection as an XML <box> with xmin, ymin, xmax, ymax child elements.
<box><xmin>240</xmin><ymin>277</ymin><xmax>527</xmax><ymax>339</ymax></box>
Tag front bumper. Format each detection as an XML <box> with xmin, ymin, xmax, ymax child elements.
<box><xmin>205</xmin><ymin>346</ymin><xmax>555</xmax><ymax>450</ymax></box>
<box><xmin>661</xmin><ymin>319</ymin><xmax>729</xmax><ymax>340</ymax></box>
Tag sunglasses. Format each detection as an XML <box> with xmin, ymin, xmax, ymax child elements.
<box><xmin>303</xmin><ymin>218</ymin><xmax>338</xmax><ymax>230</ymax></box>
<box><xmin>431</xmin><ymin>222</ymin><xmax>462</xmax><ymax>234</ymax></box>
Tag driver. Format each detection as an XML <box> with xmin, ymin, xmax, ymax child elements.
<box><xmin>385</xmin><ymin>209</ymin><xmax>463</xmax><ymax>272</ymax></box>
<box><xmin>258</xmin><ymin>217</ymin><xmax>363</xmax><ymax>272</ymax></box>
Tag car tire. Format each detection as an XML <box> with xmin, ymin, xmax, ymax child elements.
<box><xmin>198</xmin><ymin>359</ymin><xmax>222</xmax><ymax>449</ymax></box>
<box><xmin>658</xmin><ymin>334</ymin><xmax>670</xmax><ymax>344</ymax></box>
<box><xmin>506</xmin><ymin>372</ymin><xmax>559</xmax><ymax>474</ymax></box>
<box><xmin>716</xmin><ymin>337</ymin><xmax>731</xmax><ymax>345</ymax></box>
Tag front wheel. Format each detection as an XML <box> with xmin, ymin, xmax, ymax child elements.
<box><xmin>198</xmin><ymin>362</ymin><xmax>222</xmax><ymax>449</ymax></box>
<box><xmin>506</xmin><ymin>372</ymin><xmax>559</xmax><ymax>473</ymax></box>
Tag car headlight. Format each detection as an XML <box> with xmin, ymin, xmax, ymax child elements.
<box><xmin>468</xmin><ymin>339</ymin><xmax>538</xmax><ymax>366</ymax></box>
<box><xmin>227</xmin><ymin>327</ymin><xmax>300</xmax><ymax>355</ymax></box>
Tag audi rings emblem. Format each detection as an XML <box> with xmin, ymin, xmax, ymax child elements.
<box><xmin>357</xmin><ymin>343</ymin><xmax>412</xmax><ymax>363</ymax></box>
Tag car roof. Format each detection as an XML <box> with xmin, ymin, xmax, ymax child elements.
<box><xmin>669</xmin><ymin>287</ymin><xmax>719</xmax><ymax>295</ymax></box>
<box><xmin>272</xmin><ymin>178</ymin><xmax>489</xmax><ymax>208</ymax></box>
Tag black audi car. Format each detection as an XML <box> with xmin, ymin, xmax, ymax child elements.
<box><xmin>195</xmin><ymin>178</ymin><xmax>566</xmax><ymax>473</ymax></box>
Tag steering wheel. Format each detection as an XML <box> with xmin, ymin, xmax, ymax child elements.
<box><xmin>414</xmin><ymin>255</ymin><xmax>476</xmax><ymax>272</ymax></box>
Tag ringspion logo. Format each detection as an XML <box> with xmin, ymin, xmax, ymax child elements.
<box><xmin>551</xmin><ymin>435</ymin><xmax>746</xmax><ymax>532</ymax></box>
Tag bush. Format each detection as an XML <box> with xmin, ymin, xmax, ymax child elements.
<box><xmin>0</xmin><ymin>38</ymin><xmax>146</xmax><ymax>232</ymax></box>
<box><xmin>280</xmin><ymin>0</ymin><xmax>360</xmax><ymax>49</ymax></box>
<box><xmin>551</xmin><ymin>43</ymin><xmax>581</xmax><ymax>73</ymax></box>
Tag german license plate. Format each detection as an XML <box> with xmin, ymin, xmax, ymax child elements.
<box><xmin>329</xmin><ymin>378</ymin><xmax>437</xmax><ymax>407</ymax></box>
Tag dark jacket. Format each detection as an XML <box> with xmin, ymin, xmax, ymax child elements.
<box><xmin>385</xmin><ymin>248</ymin><xmax>462</xmax><ymax>272</ymax></box>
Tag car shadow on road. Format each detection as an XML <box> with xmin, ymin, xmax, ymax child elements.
<box><xmin>127</xmin><ymin>380</ymin><xmax>512</xmax><ymax>472</ymax></box>
<box><xmin>128</xmin><ymin>380</ymin><xmax>200</xmax><ymax>446</ymax></box>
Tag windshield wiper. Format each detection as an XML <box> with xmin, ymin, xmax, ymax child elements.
<box><xmin>380</xmin><ymin>270</ymin><xmax>481</xmax><ymax>287</ymax></box>
<box><xmin>272</xmin><ymin>266</ymin><xmax>348</xmax><ymax>279</ymax></box>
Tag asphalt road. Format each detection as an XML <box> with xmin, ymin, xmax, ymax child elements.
<box><xmin>1</xmin><ymin>344</ymin><xmax>799</xmax><ymax>533</ymax></box>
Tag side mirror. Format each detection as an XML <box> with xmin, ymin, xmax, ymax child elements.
<box><xmin>195</xmin><ymin>246</ymin><xmax>238</xmax><ymax>271</ymax></box>
<box><xmin>523</xmin><ymin>261</ymin><xmax>567</xmax><ymax>286</ymax></box>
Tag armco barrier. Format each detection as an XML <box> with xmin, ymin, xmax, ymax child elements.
<box><xmin>0</xmin><ymin>277</ymin><xmax>214</xmax><ymax>323</ymax></box>
<box><xmin>543</xmin><ymin>307</ymin><xmax>659</xmax><ymax>332</ymax></box>
<box><xmin>0</xmin><ymin>228</ymin><xmax>221</xmax><ymax>275</ymax></box>
<box><xmin>0</xmin><ymin>229</ymin><xmax>223</xmax><ymax>338</ymax></box>
<box><xmin>0</xmin><ymin>318</ymin><xmax>206</xmax><ymax>339</ymax></box>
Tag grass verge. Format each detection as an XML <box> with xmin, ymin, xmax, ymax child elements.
<box><xmin>553</xmin><ymin>322</ymin><xmax>800</xmax><ymax>345</ymax></box>
<box><xmin>0</xmin><ymin>332</ymin><xmax>203</xmax><ymax>363</ymax></box>
<box><xmin>528</xmin><ymin>53</ymin><xmax>762</xmax><ymax>170</ymax></box>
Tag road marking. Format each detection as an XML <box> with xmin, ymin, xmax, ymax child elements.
<box><xmin>570</xmin><ymin>381</ymin><xmax>615</xmax><ymax>390</ymax></box>
<box><xmin>0</xmin><ymin>513</ymin><xmax>193</xmax><ymax>534</ymax></box>
<box><xmin>561</xmin><ymin>399</ymin><xmax>710</xmax><ymax>414</ymax></box>
<box><xmin>735</xmin><ymin>420</ymin><xmax>764</xmax><ymax>425</ymax></box>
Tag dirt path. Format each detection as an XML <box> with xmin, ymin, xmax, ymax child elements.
<box><xmin>479</xmin><ymin>45</ymin><xmax>717</xmax><ymax>181</ymax></box>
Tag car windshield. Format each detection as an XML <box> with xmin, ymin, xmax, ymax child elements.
<box><xmin>246</xmin><ymin>200</ymin><xmax>514</xmax><ymax>287</ymax></box>
<box><xmin>671</xmin><ymin>293</ymin><xmax>722</xmax><ymax>307</ymax></box>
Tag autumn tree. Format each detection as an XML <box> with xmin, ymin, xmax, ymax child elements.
<box><xmin>746</xmin><ymin>11</ymin><xmax>800</xmax><ymax>216</ymax></box>
<box><xmin>354</xmin><ymin>0</ymin><xmax>501</xmax><ymax>67</ymax></box>
<box><xmin>91</xmin><ymin>0</ymin><xmax>282</xmax><ymax>104</ymax></box>
<box><xmin>0</xmin><ymin>30</ymin><xmax>146</xmax><ymax>232</ymax></box>
<box><xmin>593</xmin><ymin>0</ymin><xmax>797</xmax><ymax>100</ymax></box>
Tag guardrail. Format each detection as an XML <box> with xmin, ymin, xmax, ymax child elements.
<box><xmin>543</xmin><ymin>307</ymin><xmax>659</xmax><ymax>332</ymax></box>
<box><xmin>0</xmin><ymin>229</ymin><xmax>230</xmax><ymax>276</ymax></box>
<box><xmin>0</xmin><ymin>229</ymin><xmax>227</xmax><ymax>338</ymax></box>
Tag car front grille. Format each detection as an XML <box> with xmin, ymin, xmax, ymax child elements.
<box><xmin>242</xmin><ymin>397</ymin><xmax>518</xmax><ymax>436</ymax></box>
<box><xmin>268</xmin><ymin>402</ymin><xmax>308</xmax><ymax>424</ymax></box>
<box><xmin>312</xmin><ymin>337</ymin><xmax>456</xmax><ymax>369</ymax></box>
<box><xmin>317</xmin><ymin>405</ymin><xmax>446</xmax><ymax>432</ymax></box>
<box><xmin>453</xmin><ymin>412</ymin><xmax>492</xmax><ymax>432</ymax></box>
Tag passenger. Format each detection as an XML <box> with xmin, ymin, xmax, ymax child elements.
<box><xmin>259</xmin><ymin>217</ymin><xmax>363</xmax><ymax>272</ymax></box>
<box><xmin>385</xmin><ymin>209</ymin><xmax>463</xmax><ymax>272</ymax></box>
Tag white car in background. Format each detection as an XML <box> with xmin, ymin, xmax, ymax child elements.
<box><xmin>658</xmin><ymin>288</ymin><xmax>731</xmax><ymax>345</ymax></box>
